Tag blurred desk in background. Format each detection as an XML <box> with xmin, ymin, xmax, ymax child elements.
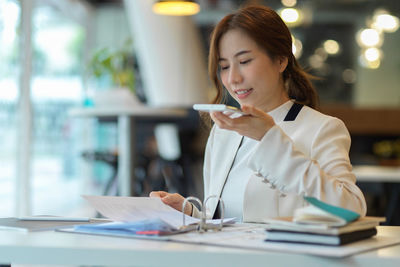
<box><xmin>354</xmin><ymin>165</ymin><xmax>400</xmax><ymax>183</ymax></box>
<box><xmin>69</xmin><ymin>106</ymin><xmax>188</xmax><ymax>196</ymax></box>
<box><xmin>320</xmin><ymin>106</ymin><xmax>400</xmax><ymax>136</ymax></box>
<box><xmin>354</xmin><ymin>165</ymin><xmax>400</xmax><ymax>225</ymax></box>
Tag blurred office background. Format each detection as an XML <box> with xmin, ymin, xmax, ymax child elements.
<box><xmin>0</xmin><ymin>0</ymin><xmax>399</xmax><ymax>223</ymax></box>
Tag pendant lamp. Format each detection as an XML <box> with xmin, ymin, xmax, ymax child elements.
<box><xmin>152</xmin><ymin>0</ymin><xmax>200</xmax><ymax>16</ymax></box>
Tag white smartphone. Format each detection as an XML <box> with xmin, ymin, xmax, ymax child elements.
<box><xmin>193</xmin><ymin>104</ymin><xmax>245</xmax><ymax>115</ymax></box>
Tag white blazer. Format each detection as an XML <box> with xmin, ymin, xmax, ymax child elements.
<box><xmin>193</xmin><ymin>101</ymin><xmax>367</xmax><ymax>222</ymax></box>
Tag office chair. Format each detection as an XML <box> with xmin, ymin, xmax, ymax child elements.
<box><xmin>81</xmin><ymin>151</ymin><xmax>118</xmax><ymax>196</ymax></box>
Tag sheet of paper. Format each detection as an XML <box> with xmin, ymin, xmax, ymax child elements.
<box><xmin>82</xmin><ymin>195</ymin><xmax>233</xmax><ymax>229</ymax></box>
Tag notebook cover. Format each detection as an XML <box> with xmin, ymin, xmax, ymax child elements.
<box><xmin>304</xmin><ymin>197</ymin><xmax>360</xmax><ymax>223</ymax></box>
<box><xmin>265</xmin><ymin>227</ymin><xmax>377</xmax><ymax>246</ymax></box>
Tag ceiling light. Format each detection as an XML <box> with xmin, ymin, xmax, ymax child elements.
<box><xmin>359</xmin><ymin>55</ymin><xmax>381</xmax><ymax>69</ymax></box>
<box><xmin>308</xmin><ymin>54</ymin><xmax>324</xmax><ymax>69</ymax></box>
<box><xmin>280</xmin><ymin>8</ymin><xmax>300</xmax><ymax>24</ymax></box>
<box><xmin>364</xmin><ymin>47</ymin><xmax>382</xmax><ymax>62</ymax></box>
<box><xmin>281</xmin><ymin>0</ymin><xmax>297</xmax><ymax>7</ymax></box>
<box><xmin>342</xmin><ymin>69</ymin><xmax>357</xmax><ymax>84</ymax></box>
<box><xmin>292</xmin><ymin>37</ymin><xmax>303</xmax><ymax>58</ymax></box>
<box><xmin>153</xmin><ymin>1</ymin><xmax>200</xmax><ymax>16</ymax></box>
<box><xmin>356</xmin><ymin>28</ymin><xmax>383</xmax><ymax>47</ymax></box>
<box><xmin>373</xmin><ymin>14</ymin><xmax>399</xmax><ymax>33</ymax></box>
<box><xmin>323</xmin><ymin>40</ymin><xmax>340</xmax><ymax>55</ymax></box>
<box><xmin>314</xmin><ymin>48</ymin><xmax>328</xmax><ymax>61</ymax></box>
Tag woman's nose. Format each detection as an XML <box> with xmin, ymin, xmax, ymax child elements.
<box><xmin>228</xmin><ymin>66</ymin><xmax>243</xmax><ymax>85</ymax></box>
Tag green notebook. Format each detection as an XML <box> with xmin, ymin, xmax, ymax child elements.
<box><xmin>293</xmin><ymin>197</ymin><xmax>360</xmax><ymax>227</ymax></box>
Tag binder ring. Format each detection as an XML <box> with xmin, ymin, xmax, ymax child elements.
<box><xmin>203</xmin><ymin>195</ymin><xmax>224</xmax><ymax>231</ymax></box>
<box><xmin>181</xmin><ymin>195</ymin><xmax>225</xmax><ymax>233</ymax></box>
<box><xmin>182</xmin><ymin>196</ymin><xmax>202</xmax><ymax>228</ymax></box>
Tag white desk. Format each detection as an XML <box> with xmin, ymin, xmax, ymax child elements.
<box><xmin>0</xmin><ymin>226</ymin><xmax>399</xmax><ymax>266</ymax></box>
<box><xmin>69</xmin><ymin>106</ymin><xmax>187</xmax><ymax>196</ymax></box>
<box><xmin>353</xmin><ymin>165</ymin><xmax>400</xmax><ymax>183</ymax></box>
<box><xmin>353</xmin><ymin>165</ymin><xmax>400</xmax><ymax>225</ymax></box>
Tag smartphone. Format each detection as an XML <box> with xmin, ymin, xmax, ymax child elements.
<box><xmin>193</xmin><ymin>104</ymin><xmax>245</xmax><ymax>115</ymax></box>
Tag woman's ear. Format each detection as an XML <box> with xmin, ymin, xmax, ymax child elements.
<box><xmin>278</xmin><ymin>57</ymin><xmax>288</xmax><ymax>73</ymax></box>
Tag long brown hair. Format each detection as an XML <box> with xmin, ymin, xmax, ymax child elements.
<box><xmin>208</xmin><ymin>5</ymin><xmax>318</xmax><ymax>108</ymax></box>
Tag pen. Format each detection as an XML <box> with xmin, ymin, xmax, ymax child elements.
<box><xmin>136</xmin><ymin>230</ymin><xmax>162</xmax><ymax>235</ymax></box>
<box><xmin>18</xmin><ymin>216</ymin><xmax>91</xmax><ymax>222</ymax></box>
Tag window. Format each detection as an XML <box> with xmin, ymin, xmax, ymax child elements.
<box><xmin>0</xmin><ymin>0</ymin><xmax>20</xmax><ymax>216</ymax></box>
<box><xmin>31</xmin><ymin>3</ymin><xmax>86</xmax><ymax>215</ymax></box>
<box><xmin>0</xmin><ymin>0</ymin><xmax>93</xmax><ymax>216</ymax></box>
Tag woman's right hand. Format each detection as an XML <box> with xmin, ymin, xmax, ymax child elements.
<box><xmin>149</xmin><ymin>191</ymin><xmax>193</xmax><ymax>216</ymax></box>
<box><xmin>210</xmin><ymin>105</ymin><xmax>276</xmax><ymax>141</ymax></box>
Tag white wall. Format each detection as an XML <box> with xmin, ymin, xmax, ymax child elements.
<box><xmin>123</xmin><ymin>0</ymin><xmax>210</xmax><ymax>107</ymax></box>
<box><xmin>91</xmin><ymin>5</ymin><xmax>131</xmax><ymax>51</ymax></box>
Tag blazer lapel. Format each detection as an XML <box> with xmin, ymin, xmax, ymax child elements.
<box><xmin>283</xmin><ymin>102</ymin><xmax>303</xmax><ymax>121</ymax></box>
<box><xmin>208</xmin><ymin>130</ymin><xmax>243</xmax><ymax>217</ymax></box>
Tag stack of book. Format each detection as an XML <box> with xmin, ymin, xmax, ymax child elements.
<box><xmin>265</xmin><ymin>197</ymin><xmax>385</xmax><ymax>246</ymax></box>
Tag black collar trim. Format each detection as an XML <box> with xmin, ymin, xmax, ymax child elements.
<box><xmin>283</xmin><ymin>102</ymin><xmax>304</xmax><ymax>121</ymax></box>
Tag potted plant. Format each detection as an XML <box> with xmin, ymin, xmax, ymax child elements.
<box><xmin>86</xmin><ymin>39</ymin><xmax>141</xmax><ymax>107</ymax></box>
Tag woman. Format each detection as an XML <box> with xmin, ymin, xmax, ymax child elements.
<box><xmin>150</xmin><ymin>5</ymin><xmax>366</xmax><ymax>222</ymax></box>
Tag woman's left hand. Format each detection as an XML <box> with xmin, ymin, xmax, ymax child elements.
<box><xmin>210</xmin><ymin>105</ymin><xmax>276</xmax><ymax>141</ymax></box>
<box><xmin>149</xmin><ymin>191</ymin><xmax>193</xmax><ymax>215</ymax></box>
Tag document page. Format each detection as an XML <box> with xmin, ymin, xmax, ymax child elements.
<box><xmin>83</xmin><ymin>195</ymin><xmax>232</xmax><ymax>229</ymax></box>
<box><xmin>83</xmin><ymin>195</ymin><xmax>198</xmax><ymax>228</ymax></box>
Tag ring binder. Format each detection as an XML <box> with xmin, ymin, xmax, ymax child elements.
<box><xmin>181</xmin><ymin>195</ymin><xmax>225</xmax><ymax>233</ymax></box>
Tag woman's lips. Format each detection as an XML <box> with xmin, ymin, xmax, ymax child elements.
<box><xmin>235</xmin><ymin>88</ymin><xmax>253</xmax><ymax>99</ymax></box>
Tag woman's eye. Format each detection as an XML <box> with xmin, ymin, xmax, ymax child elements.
<box><xmin>220</xmin><ymin>65</ymin><xmax>229</xmax><ymax>71</ymax></box>
<box><xmin>240</xmin><ymin>59</ymin><xmax>252</xmax><ymax>65</ymax></box>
